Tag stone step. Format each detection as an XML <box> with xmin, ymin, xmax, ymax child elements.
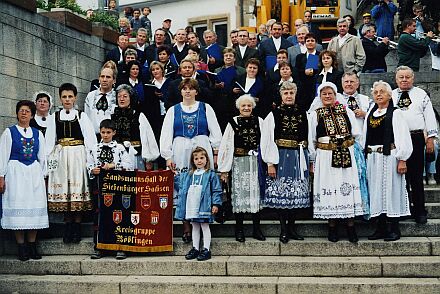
<box><xmin>427</xmin><ymin>203</ymin><xmax>440</xmax><ymax>218</ymax></box>
<box><xmin>0</xmin><ymin>255</ymin><xmax>439</xmax><ymax>277</ymax></box>
<box><xmin>3</xmin><ymin>237</ymin><xmax>439</xmax><ymax>257</ymax></box>
<box><xmin>5</xmin><ymin>219</ymin><xmax>438</xmax><ymax>239</ymax></box>
<box><xmin>425</xmin><ymin>187</ymin><xmax>440</xmax><ymax>203</ymax></box>
<box><xmin>1</xmin><ymin>275</ymin><xmax>439</xmax><ymax>294</ymax></box>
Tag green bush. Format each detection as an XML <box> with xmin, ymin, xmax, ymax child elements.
<box><xmin>89</xmin><ymin>11</ymin><xmax>119</xmax><ymax>31</ymax></box>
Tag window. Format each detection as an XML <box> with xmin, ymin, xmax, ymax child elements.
<box><xmin>213</xmin><ymin>21</ymin><xmax>228</xmax><ymax>47</ymax></box>
<box><xmin>193</xmin><ymin>24</ymin><xmax>208</xmax><ymax>46</ymax></box>
<box><xmin>306</xmin><ymin>0</ymin><xmax>338</xmax><ymax>6</ymax></box>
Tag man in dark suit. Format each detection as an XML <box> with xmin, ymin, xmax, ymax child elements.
<box><xmin>258</xmin><ymin>22</ymin><xmax>292</xmax><ymax>71</ymax></box>
<box><xmin>105</xmin><ymin>34</ymin><xmax>129</xmax><ymax>64</ymax></box>
<box><xmin>235</xmin><ymin>29</ymin><xmax>259</xmax><ymax>68</ymax></box>
<box><xmin>361</xmin><ymin>24</ymin><xmax>390</xmax><ymax>73</ymax></box>
<box><xmin>304</xmin><ymin>10</ymin><xmax>322</xmax><ymax>44</ymax></box>
<box><xmin>145</xmin><ymin>28</ymin><xmax>166</xmax><ymax>63</ymax></box>
<box><xmin>287</xmin><ymin>25</ymin><xmax>323</xmax><ymax>68</ymax></box>
<box><xmin>166</xmin><ymin>60</ymin><xmax>211</xmax><ymax>109</ymax></box>
<box><xmin>172</xmin><ymin>29</ymin><xmax>189</xmax><ymax>65</ymax></box>
<box><xmin>188</xmin><ymin>32</ymin><xmax>208</xmax><ymax>63</ymax></box>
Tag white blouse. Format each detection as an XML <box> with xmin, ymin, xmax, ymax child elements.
<box><xmin>0</xmin><ymin>126</ymin><xmax>46</xmax><ymax>176</ymax></box>
<box><xmin>218</xmin><ymin>116</ymin><xmax>264</xmax><ymax>173</ymax></box>
<box><xmin>160</xmin><ymin>102</ymin><xmax>222</xmax><ymax>161</ymax></box>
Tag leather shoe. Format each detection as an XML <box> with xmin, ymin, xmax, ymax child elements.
<box><xmin>279</xmin><ymin>232</ymin><xmax>289</xmax><ymax>244</ymax></box>
<box><xmin>90</xmin><ymin>249</ymin><xmax>102</xmax><ymax>259</ymax></box>
<box><xmin>115</xmin><ymin>251</ymin><xmax>126</xmax><ymax>260</ymax></box>
<box><xmin>415</xmin><ymin>215</ymin><xmax>428</xmax><ymax>224</ymax></box>
<box><xmin>252</xmin><ymin>227</ymin><xmax>266</xmax><ymax>241</ymax></box>
<box><xmin>328</xmin><ymin>227</ymin><xmax>338</xmax><ymax>242</ymax></box>
<box><xmin>185</xmin><ymin>247</ymin><xmax>200</xmax><ymax>260</ymax></box>
<box><xmin>368</xmin><ymin>228</ymin><xmax>385</xmax><ymax>240</ymax></box>
<box><xmin>182</xmin><ymin>233</ymin><xmax>192</xmax><ymax>244</ymax></box>
<box><xmin>197</xmin><ymin>248</ymin><xmax>211</xmax><ymax>261</ymax></box>
<box><xmin>384</xmin><ymin>231</ymin><xmax>400</xmax><ymax>241</ymax></box>
<box><xmin>235</xmin><ymin>229</ymin><xmax>245</xmax><ymax>242</ymax></box>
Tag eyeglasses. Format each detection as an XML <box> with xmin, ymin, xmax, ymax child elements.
<box><xmin>18</xmin><ymin>109</ymin><xmax>31</xmax><ymax>114</ymax></box>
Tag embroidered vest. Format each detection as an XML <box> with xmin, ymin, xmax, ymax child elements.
<box><xmin>112</xmin><ymin>108</ymin><xmax>141</xmax><ymax>153</ymax></box>
<box><xmin>9</xmin><ymin>126</ymin><xmax>39</xmax><ymax>166</ymax></box>
<box><xmin>273</xmin><ymin>105</ymin><xmax>308</xmax><ymax>144</ymax></box>
<box><xmin>230</xmin><ymin>116</ymin><xmax>260</xmax><ymax>151</ymax></box>
<box><xmin>173</xmin><ymin>103</ymin><xmax>209</xmax><ymax>139</ymax></box>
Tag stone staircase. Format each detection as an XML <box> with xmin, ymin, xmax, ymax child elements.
<box><xmin>1</xmin><ymin>187</ymin><xmax>440</xmax><ymax>293</ymax></box>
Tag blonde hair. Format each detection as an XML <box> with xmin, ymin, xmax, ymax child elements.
<box><xmin>190</xmin><ymin>146</ymin><xmax>211</xmax><ymax>172</ymax></box>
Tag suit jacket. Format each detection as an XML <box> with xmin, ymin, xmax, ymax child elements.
<box><xmin>105</xmin><ymin>47</ymin><xmax>123</xmax><ymax>64</ymax></box>
<box><xmin>145</xmin><ymin>43</ymin><xmax>162</xmax><ymax>63</ymax></box>
<box><xmin>258</xmin><ymin>37</ymin><xmax>291</xmax><ymax>70</ymax></box>
<box><xmin>235</xmin><ymin>46</ymin><xmax>259</xmax><ymax>68</ymax></box>
<box><xmin>294</xmin><ymin>52</ymin><xmax>321</xmax><ymax>111</ymax></box>
<box><xmin>287</xmin><ymin>43</ymin><xmax>323</xmax><ymax>68</ymax></box>
<box><xmin>306</xmin><ymin>22</ymin><xmax>322</xmax><ymax>44</ymax></box>
<box><xmin>361</xmin><ymin>38</ymin><xmax>389</xmax><ymax>72</ymax></box>
<box><xmin>316</xmin><ymin>68</ymin><xmax>344</xmax><ymax>94</ymax></box>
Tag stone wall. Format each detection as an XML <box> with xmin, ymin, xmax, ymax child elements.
<box><xmin>0</xmin><ymin>1</ymin><xmax>114</xmax><ymax>133</ymax></box>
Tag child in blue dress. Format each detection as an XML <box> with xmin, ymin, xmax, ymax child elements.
<box><xmin>175</xmin><ymin>146</ymin><xmax>222</xmax><ymax>261</ymax></box>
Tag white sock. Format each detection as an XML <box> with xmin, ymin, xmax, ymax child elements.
<box><xmin>200</xmin><ymin>223</ymin><xmax>211</xmax><ymax>250</ymax></box>
<box><xmin>191</xmin><ymin>222</ymin><xmax>201</xmax><ymax>250</ymax></box>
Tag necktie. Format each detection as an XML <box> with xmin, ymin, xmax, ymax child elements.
<box><xmin>397</xmin><ymin>91</ymin><xmax>412</xmax><ymax>109</ymax></box>
<box><xmin>96</xmin><ymin>93</ymin><xmax>108</xmax><ymax>112</ymax></box>
<box><xmin>347</xmin><ymin>96</ymin><xmax>359</xmax><ymax>111</ymax></box>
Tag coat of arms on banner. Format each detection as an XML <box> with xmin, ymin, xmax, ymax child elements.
<box><xmin>113</xmin><ymin>210</ymin><xmax>122</xmax><ymax>224</ymax></box>
<box><xmin>159</xmin><ymin>196</ymin><xmax>168</xmax><ymax>209</ymax></box>
<box><xmin>151</xmin><ymin>211</ymin><xmax>159</xmax><ymax>225</ymax></box>
<box><xmin>131</xmin><ymin>213</ymin><xmax>140</xmax><ymax>225</ymax></box>
<box><xmin>104</xmin><ymin>194</ymin><xmax>113</xmax><ymax>207</ymax></box>
<box><xmin>141</xmin><ymin>196</ymin><xmax>151</xmax><ymax>210</ymax></box>
<box><xmin>122</xmin><ymin>194</ymin><xmax>131</xmax><ymax>209</ymax></box>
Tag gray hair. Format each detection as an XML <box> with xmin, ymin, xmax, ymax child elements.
<box><xmin>124</xmin><ymin>48</ymin><xmax>138</xmax><ymax>58</ymax></box>
<box><xmin>137</xmin><ymin>28</ymin><xmax>148</xmax><ymax>35</ymax></box>
<box><xmin>396</xmin><ymin>65</ymin><xmax>415</xmax><ymax>77</ymax></box>
<box><xmin>235</xmin><ymin>94</ymin><xmax>256</xmax><ymax>109</ymax></box>
<box><xmin>279</xmin><ymin>81</ymin><xmax>297</xmax><ymax>94</ymax></box>
<box><xmin>203</xmin><ymin>29</ymin><xmax>217</xmax><ymax>38</ymax></box>
<box><xmin>361</xmin><ymin>24</ymin><xmax>376</xmax><ymax>36</ymax></box>
<box><xmin>296</xmin><ymin>24</ymin><xmax>309</xmax><ymax>34</ymax></box>
<box><xmin>337</xmin><ymin>18</ymin><xmax>348</xmax><ymax>25</ymax></box>
<box><xmin>342</xmin><ymin>72</ymin><xmax>359</xmax><ymax>82</ymax></box>
<box><xmin>371</xmin><ymin>80</ymin><xmax>393</xmax><ymax>97</ymax></box>
<box><xmin>116</xmin><ymin>84</ymin><xmax>134</xmax><ymax>97</ymax></box>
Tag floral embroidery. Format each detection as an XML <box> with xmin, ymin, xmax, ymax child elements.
<box><xmin>20</xmin><ymin>137</ymin><xmax>35</xmax><ymax>159</ymax></box>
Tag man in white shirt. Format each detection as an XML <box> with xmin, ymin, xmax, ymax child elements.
<box><xmin>235</xmin><ymin>29</ymin><xmax>258</xmax><ymax>68</ymax></box>
<box><xmin>85</xmin><ymin>68</ymin><xmax>117</xmax><ymax>136</ymax></box>
<box><xmin>327</xmin><ymin>18</ymin><xmax>366</xmax><ymax>74</ymax></box>
<box><xmin>392</xmin><ymin>65</ymin><xmax>438</xmax><ymax>224</ymax></box>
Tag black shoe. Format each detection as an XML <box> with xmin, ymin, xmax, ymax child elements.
<box><xmin>415</xmin><ymin>215</ymin><xmax>428</xmax><ymax>224</ymax></box>
<box><xmin>252</xmin><ymin>227</ymin><xmax>266</xmax><ymax>241</ymax></box>
<box><xmin>63</xmin><ymin>222</ymin><xmax>72</xmax><ymax>244</ymax></box>
<box><xmin>17</xmin><ymin>244</ymin><xmax>29</xmax><ymax>261</ymax></box>
<box><xmin>288</xmin><ymin>229</ymin><xmax>304</xmax><ymax>241</ymax></box>
<box><xmin>197</xmin><ymin>248</ymin><xmax>211</xmax><ymax>261</ymax></box>
<box><xmin>185</xmin><ymin>247</ymin><xmax>199</xmax><ymax>260</ymax></box>
<box><xmin>368</xmin><ymin>229</ymin><xmax>385</xmax><ymax>240</ymax></box>
<box><xmin>90</xmin><ymin>249</ymin><xmax>102</xmax><ymax>259</ymax></box>
<box><xmin>71</xmin><ymin>222</ymin><xmax>81</xmax><ymax>243</ymax></box>
<box><xmin>235</xmin><ymin>229</ymin><xmax>245</xmax><ymax>242</ymax></box>
<box><xmin>279</xmin><ymin>232</ymin><xmax>289</xmax><ymax>244</ymax></box>
<box><xmin>328</xmin><ymin>227</ymin><xmax>338</xmax><ymax>242</ymax></box>
<box><xmin>28</xmin><ymin>242</ymin><xmax>42</xmax><ymax>260</ymax></box>
<box><xmin>182</xmin><ymin>233</ymin><xmax>192</xmax><ymax>244</ymax></box>
<box><xmin>347</xmin><ymin>226</ymin><xmax>358</xmax><ymax>243</ymax></box>
<box><xmin>384</xmin><ymin>223</ymin><xmax>401</xmax><ymax>241</ymax></box>
<box><xmin>115</xmin><ymin>251</ymin><xmax>127</xmax><ymax>260</ymax></box>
